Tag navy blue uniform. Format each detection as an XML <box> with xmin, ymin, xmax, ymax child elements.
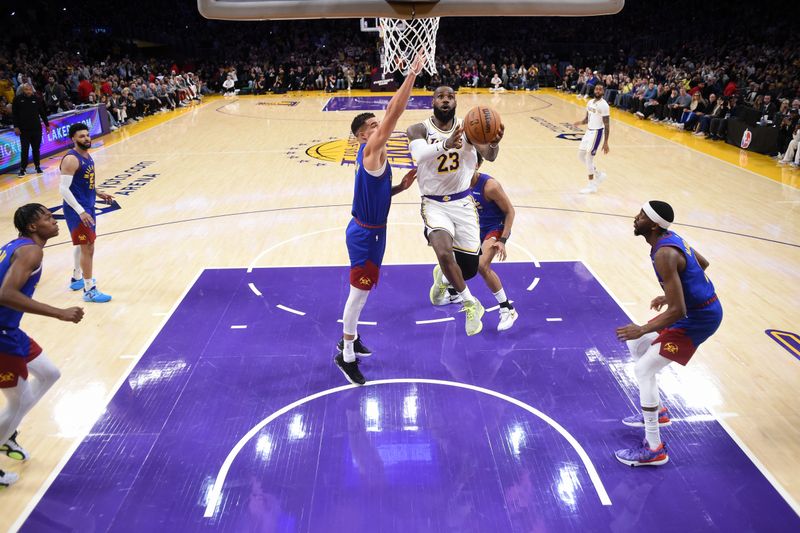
<box><xmin>61</xmin><ymin>149</ymin><xmax>97</xmax><ymax>245</ymax></box>
<box><xmin>650</xmin><ymin>231</ymin><xmax>723</xmax><ymax>365</ymax></box>
<box><xmin>0</xmin><ymin>238</ymin><xmax>44</xmax><ymax>387</ymax></box>
<box><xmin>346</xmin><ymin>144</ymin><xmax>392</xmax><ymax>290</ymax></box>
<box><xmin>470</xmin><ymin>172</ymin><xmax>506</xmax><ymax>241</ymax></box>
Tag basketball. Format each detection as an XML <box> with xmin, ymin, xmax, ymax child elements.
<box><xmin>464</xmin><ymin>106</ymin><xmax>502</xmax><ymax>145</ymax></box>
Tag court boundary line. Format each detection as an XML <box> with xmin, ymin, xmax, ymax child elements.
<box><xmin>580</xmin><ymin>260</ymin><xmax>800</xmax><ymax>517</ymax></box>
<box><xmin>8</xmin><ymin>268</ymin><xmax>207</xmax><ymax>533</ymax></box>
<box><xmin>202</xmin><ymin>377</ymin><xmax>612</xmax><ymax>518</ymax></box>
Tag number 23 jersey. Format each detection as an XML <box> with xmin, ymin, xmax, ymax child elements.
<box><xmin>415</xmin><ymin>117</ymin><xmax>478</xmax><ymax>196</ymax></box>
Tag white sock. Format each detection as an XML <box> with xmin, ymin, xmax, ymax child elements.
<box><xmin>72</xmin><ymin>247</ymin><xmax>82</xmax><ymax>279</ymax></box>
<box><xmin>493</xmin><ymin>288</ymin><xmax>507</xmax><ymax>304</ymax></box>
<box><xmin>83</xmin><ymin>278</ymin><xmax>95</xmax><ymax>291</ymax></box>
<box><xmin>643</xmin><ymin>408</ymin><xmax>660</xmax><ymax>449</ymax></box>
<box><xmin>343</xmin><ymin>338</ymin><xmax>356</xmax><ymax>363</ymax></box>
<box><xmin>458</xmin><ymin>286</ymin><xmax>474</xmax><ymax>303</ymax></box>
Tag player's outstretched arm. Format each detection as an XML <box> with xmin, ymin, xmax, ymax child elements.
<box><xmin>616</xmin><ymin>247</ymin><xmax>686</xmax><ymax>340</ymax></box>
<box><xmin>0</xmin><ymin>246</ymin><xmax>84</xmax><ymax>323</ymax></box>
<box><xmin>363</xmin><ymin>53</ymin><xmax>424</xmax><ymax>168</ymax></box>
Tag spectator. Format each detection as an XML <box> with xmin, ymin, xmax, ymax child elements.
<box><xmin>12</xmin><ymin>83</ymin><xmax>51</xmax><ymax>177</ymax></box>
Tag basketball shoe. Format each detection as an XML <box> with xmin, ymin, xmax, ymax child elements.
<box><xmin>1</xmin><ymin>431</ymin><xmax>28</xmax><ymax>461</ymax></box>
<box><xmin>497</xmin><ymin>307</ymin><xmax>518</xmax><ymax>331</ymax></box>
<box><xmin>69</xmin><ymin>278</ymin><xmax>84</xmax><ymax>291</ymax></box>
<box><xmin>0</xmin><ymin>469</ymin><xmax>19</xmax><ymax>488</ymax></box>
<box><xmin>337</xmin><ymin>335</ymin><xmax>372</xmax><ymax>357</ymax></box>
<box><xmin>615</xmin><ymin>439</ymin><xmax>669</xmax><ymax>467</ymax></box>
<box><xmin>460</xmin><ymin>298</ymin><xmax>485</xmax><ymax>336</ymax></box>
<box><xmin>579</xmin><ymin>171</ymin><xmax>607</xmax><ymax>194</ymax></box>
<box><xmin>429</xmin><ymin>264</ymin><xmax>449</xmax><ymax>305</ymax></box>
<box><xmin>334</xmin><ymin>352</ymin><xmax>366</xmax><ymax>385</ymax></box>
<box><xmin>622</xmin><ymin>406</ymin><xmax>671</xmax><ymax>427</ymax></box>
<box><xmin>83</xmin><ymin>286</ymin><xmax>112</xmax><ymax>303</ymax></box>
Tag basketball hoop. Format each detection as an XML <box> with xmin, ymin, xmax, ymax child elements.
<box><xmin>378</xmin><ymin>16</ymin><xmax>440</xmax><ymax>76</ymax></box>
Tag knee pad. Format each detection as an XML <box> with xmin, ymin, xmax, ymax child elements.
<box><xmin>455</xmin><ymin>251</ymin><xmax>480</xmax><ymax>280</ymax></box>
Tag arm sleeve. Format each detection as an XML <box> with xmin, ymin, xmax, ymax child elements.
<box><xmin>59</xmin><ymin>174</ymin><xmax>85</xmax><ymax>214</ymax></box>
<box><xmin>409</xmin><ymin>139</ymin><xmax>446</xmax><ymax>163</ymax></box>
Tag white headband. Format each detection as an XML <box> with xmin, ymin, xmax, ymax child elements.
<box><xmin>642</xmin><ymin>202</ymin><xmax>671</xmax><ymax>229</ymax></box>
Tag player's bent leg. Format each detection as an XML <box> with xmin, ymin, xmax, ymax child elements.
<box><xmin>625</xmin><ymin>332</ymin><xmax>659</xmax><ymax>360</ymax></box>
<box><xmin>26</xmin><ymin>352</ymin><xmax>61</xmax><ymax>406</ymax></box>
<box><xmin>0</xmin><ymin>380</ymin><xmax>35</xmax><ymax>462</ymax></box>
<box><xmin>429</xmin><ymin>230</ymin><xmax>465</xmax><ymax>292</ymax></box>
<box><xmin>478</xmin><ymin>238</ymin><xmax>517</xmax><ymax>331</ymax></box>
<box><xmin>454</xmin><ymin>250</ymin><xmax>479</xmax><ymax>281</ymax></box>
<box><xmin>616</xmin><ymin>345</ymin><xmax>672</xmax><ymax>467</ymax></box>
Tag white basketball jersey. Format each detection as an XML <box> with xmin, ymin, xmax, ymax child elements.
<box><xmin>586</xmin><ymin>98</ymin><xmax>610</xmax><ymax>130</ymax></box>
<box><xmin>415</xmin><ymin>117</ymin><xmax>478</xmax><ymax>196</ymax></box>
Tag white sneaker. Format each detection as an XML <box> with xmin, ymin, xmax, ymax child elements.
<box><xmin>0</xmin><ymin>469</ymin><xmax>19</xmax><ymax>488</ymax></box>
<box><xmin>448</xmin><ymin>292</ymin><xmax>464</xmax><ymax>304</ymax></box>
<box><xmin>497</xmin><ymin>307</ymin><xmax>518</xmax><ymax>331</ymax></box>
<box><xmin>596</xmin><ymin>171</ymin><xmax>607</xmax><ymax>185</ymax></box>
<box><xmin>460</xmin><ymin>298</ymin><xmax>485</xmax><ymax>336</ymax></box>
<box><xmin>580</xmin><ymin>181</ymin><xmax>598</xmax><ymax>194</ymax></box>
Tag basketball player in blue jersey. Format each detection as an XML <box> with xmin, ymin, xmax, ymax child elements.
<box><xmin>614</xmin><ymin>201</ymin><xmax>722</xmax><ymax>466</ymax></box>
<box><xmin>0</xmin><ymin>204</ymin><xmax>84</xmax><ymax>487</ymax></box>
<box><xmin>60</xmin><ymin>123</ymin><xmax>114</xmax><ymax>303</ymax></box>
<box><xmin>470</xmin><ymin>155</ymin><xmax>518</xmax><ymax>331</ymax></box>
<box><xmin>335</xmin><ymin>53</ymin><xmax>424</xmax><ymax>385</ymax></box>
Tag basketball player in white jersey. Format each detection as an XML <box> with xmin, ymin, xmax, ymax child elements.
<box><xmin>573</xmin><ymin>83</ymin><xmax>610</xmax><ymax>193</ymax></box>
<box><xmin>407</xmin><ymin>86</ymin><xmax>503</xmax><ymax>336</ymax></box>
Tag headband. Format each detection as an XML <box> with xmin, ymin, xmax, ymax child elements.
<box><xmin>642</xmin><ymin>202</ymin><xmax>671</xmax><ymax>229</ymax></box>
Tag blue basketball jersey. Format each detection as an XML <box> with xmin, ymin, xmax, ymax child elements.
<box><xmin>62</xmin><ymin>149</ymin><xmax>96</xmax><ymax>216</ymax></box>
<box><xmin>0</xmin><ymin>238</ymin><xmax>41</xmax><ymax>329</ymax></box>
<box><xmin>471</xmin><ymin>173</ymin><xmax>505</xmax><ymax>231</ymax></box>
<box><xmin>651</xmin><ymin>231</ymin><xmax>716</xmax><ymax>308</ymax></box>
<box><xmin>351</xmin><ymin>144</ymin><xmax>392</xmax><ymax>227</ymax></box>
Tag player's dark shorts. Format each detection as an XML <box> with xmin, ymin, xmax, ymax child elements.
<box><xmin>480</xmin><ymin>224</ymin><xmax>506</xmax><ymax>242</ymax></box>
<box><xmin>0</xmin><ymin>328</ymin><xmax>43</xmax><ymax>388</ymax></box>
<box><xmin>652</xmin><ymin>296</ymin><xmax>722</xmax><ymax>366</ymax></box>
<box><xmin>346</xmin><ymin>218</ymin><xmax>387</xmax><ymax>290</ymax></box>
<box><xmin>64</xmin><ymin>206</ymin><xmax>97</xmax><ymax>245</ymax></box>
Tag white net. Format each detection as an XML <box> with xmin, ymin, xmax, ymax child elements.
<box><xmin>378</xmin><ymin>17</ymin><xmax>440</xmax><ymax>76</ymax></box>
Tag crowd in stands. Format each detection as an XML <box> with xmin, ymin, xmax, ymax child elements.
<box><xmin>0</xmin><ymin>0</ymin><xmax>796</xmax><ymax>159</ymax></box>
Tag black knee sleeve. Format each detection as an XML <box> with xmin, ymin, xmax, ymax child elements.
<box><xmin>454</xmin><ymin>250</ymin><xmax>480</xmax><ymax>280</ymax></box>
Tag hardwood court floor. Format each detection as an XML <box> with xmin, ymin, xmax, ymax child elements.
<box><xmin>0</xmin><ymin>89</ymin><xmax>798</xmax><ymax>529</ymax></box>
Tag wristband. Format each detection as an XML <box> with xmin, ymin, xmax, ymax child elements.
<box><xmin>498</xmin><ymin>237</ymin><xmax>508</xmax><ymax>244</ymax></box>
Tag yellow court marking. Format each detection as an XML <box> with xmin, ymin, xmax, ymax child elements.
<box><xmin>545</xmin><ymin>88</ymin><xmax>800</xmax><ymax>189</ymax></box>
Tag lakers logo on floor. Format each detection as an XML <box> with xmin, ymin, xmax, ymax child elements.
<box><xmin>287</xmin><ymin>130</ymin><xmax>414</xmax><ymax>168</ymax></box>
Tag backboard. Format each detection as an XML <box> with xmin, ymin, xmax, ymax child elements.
<box><xmin>197</xmin><ymin>0</ymin><xmax>625</xmax><ymax>21</ymax></box>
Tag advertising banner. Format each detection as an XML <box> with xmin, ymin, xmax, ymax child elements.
<box><xmin>0</xmin><ymin>106</ymin><xmax>106</xmax><ymax>173</ymax></box>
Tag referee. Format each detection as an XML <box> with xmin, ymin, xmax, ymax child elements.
<box><xmin>12</xmin><ymin>83</ymin><xmax>50</xmax><ymax>177</ymax></box>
